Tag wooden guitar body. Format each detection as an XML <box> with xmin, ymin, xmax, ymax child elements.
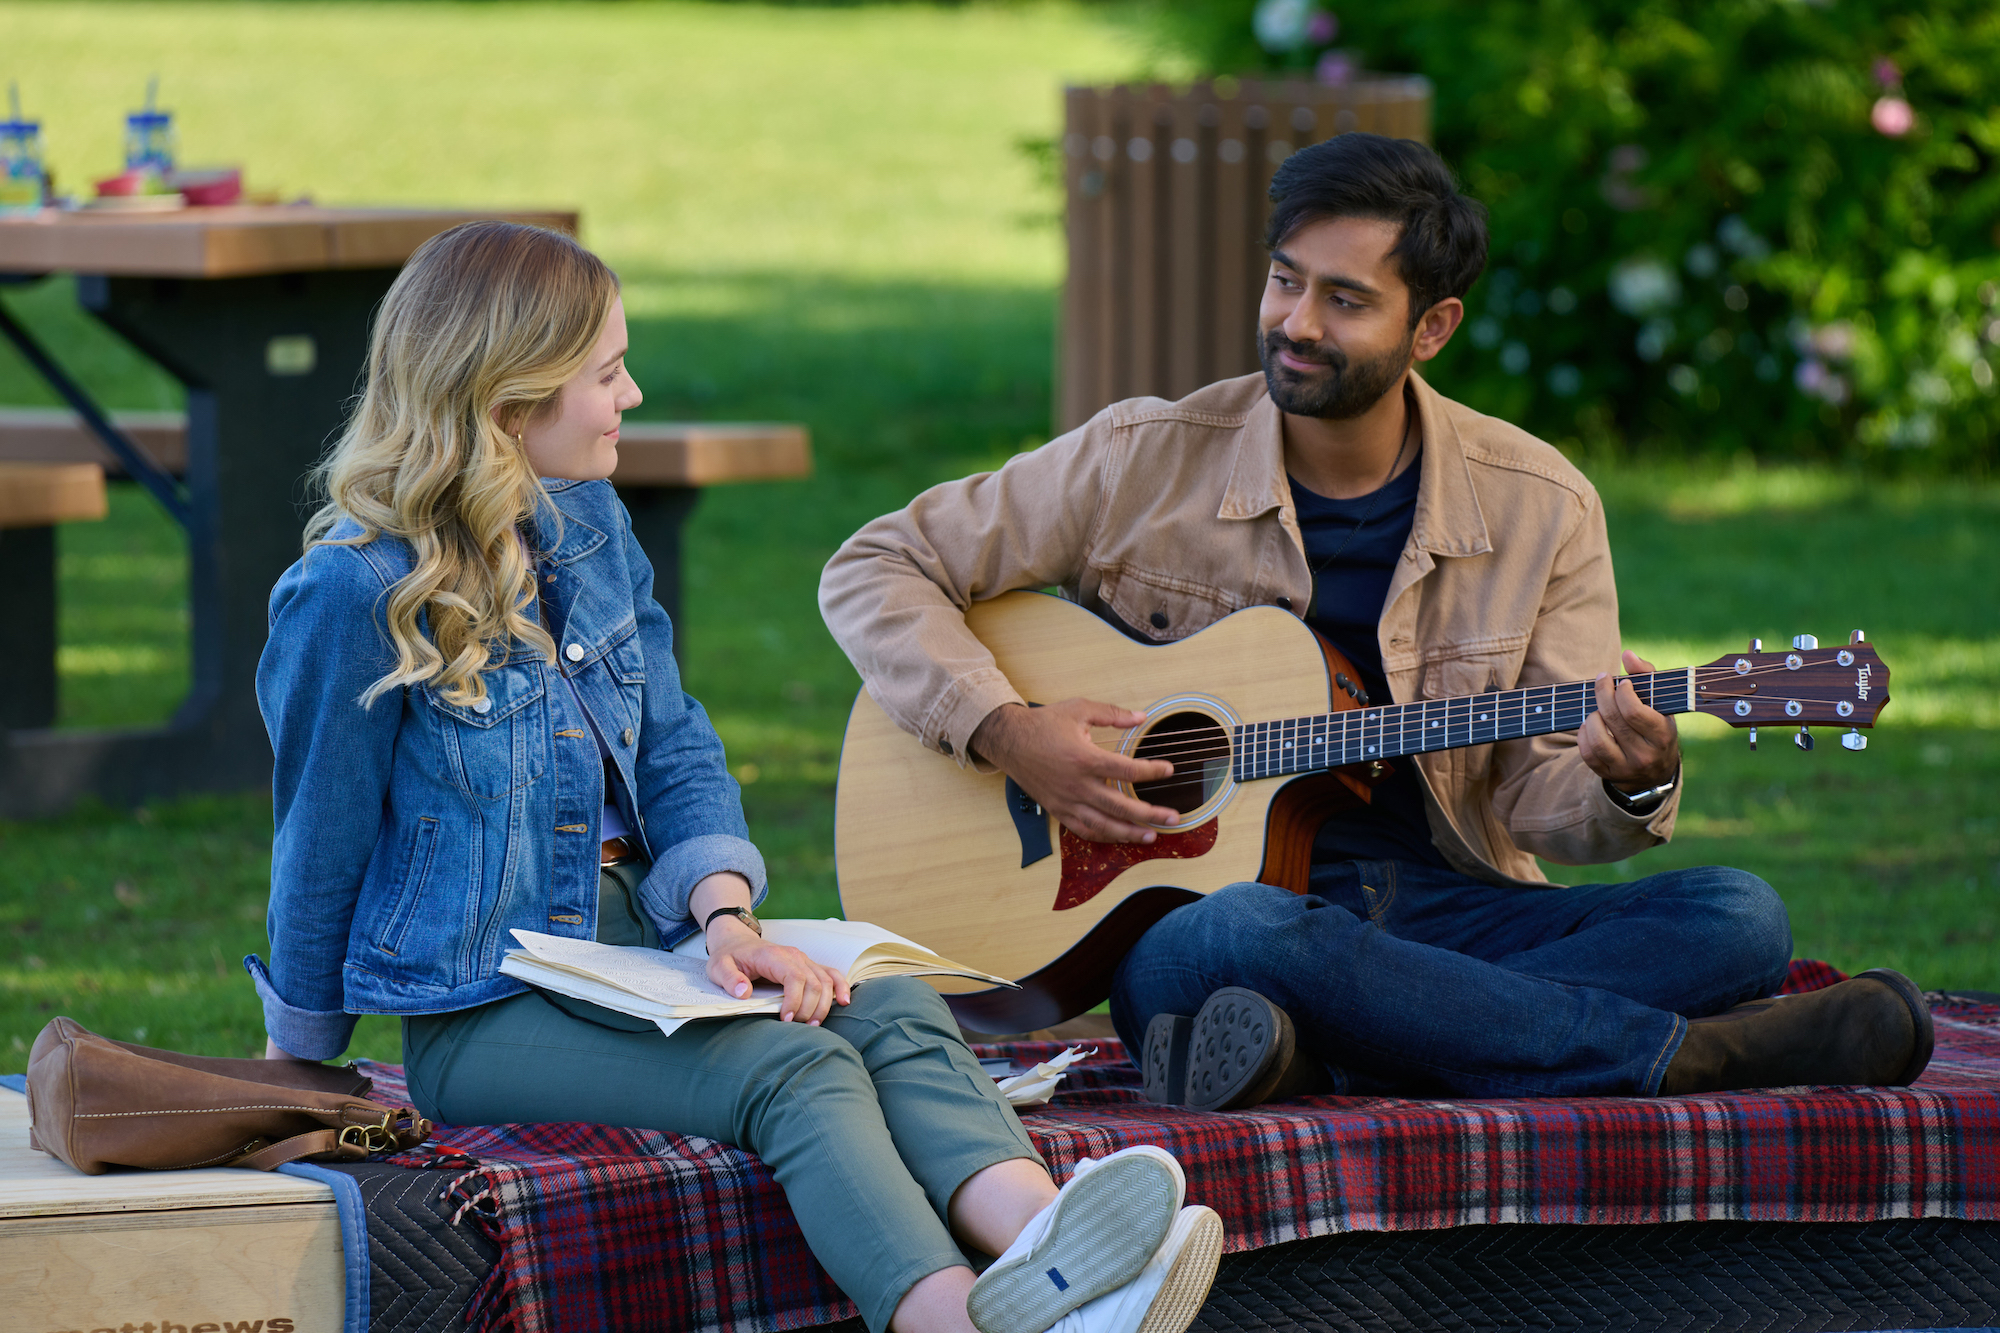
<box><xmin>834</xmin><ymin>591</ymin><xmax>1366</xmax><ymax>1032</ymax></box>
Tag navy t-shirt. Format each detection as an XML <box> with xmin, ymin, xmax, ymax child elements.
<box><xmin>1289</xmin><ymin>457</ymin><xmax>1451</xmax><ymax>869</ymax></box>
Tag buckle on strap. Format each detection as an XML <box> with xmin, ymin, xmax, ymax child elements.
<box><xmin>338</xmin><ymin>1107</ymin><xmax>435</xmax><ymax>1156</ymax></box>
<box><xmin>338</xmin><ymin>1121</ymin><xmax>397</xmax><ymax>1154</ymax></box>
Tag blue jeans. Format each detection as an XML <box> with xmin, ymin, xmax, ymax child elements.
<box><xmin>1109</xmin><ymin>861</ymin><xmax>1792</xmax><ymax>1098</ymax></box>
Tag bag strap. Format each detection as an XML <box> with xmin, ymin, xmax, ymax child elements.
<box><xmin>230</xmin><ymin>1105</ymin><xmax>434</xmax><ymax>1172</ymax></box>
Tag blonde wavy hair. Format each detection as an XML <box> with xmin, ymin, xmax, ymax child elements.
<box><xmin>307</xmin><ymin>220</ymin><xmax>620</xmax><ymax>708</ymax></box>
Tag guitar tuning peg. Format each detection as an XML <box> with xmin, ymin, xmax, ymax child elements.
<box><xmin>1749</xmin><ymin>637</ymin><xmax>1763</xmax><ymax>652</ymax></box>
<box><xmin>1795</xmin><ymin>726</ymin><xmax>1814</xmax><ymax>751</ymax></box>
<box><xmin>1792</xmin><ymin>634</ymin><xmax>1819</xmax><ymax>651</ymax></box>
<box><xmin>1842</xmin><ymin>729</ymin><xmax>1868</xmax><ymax>751</ymax></box>
<box><xmin>1850</xmin><ymin>629</ymin><xmax>1866</xmax><ymax>645</ymax></box>
<box><xmin>1748</xmin><ymin>726</ymin><xmax>1758</xmax><ymax>751</ymax></box>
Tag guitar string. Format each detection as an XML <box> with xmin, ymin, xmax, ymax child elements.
<box><xmin>1083</xmin><ymin>663</ymin><xmax>1872</xmax><ymax>767</ymax></box>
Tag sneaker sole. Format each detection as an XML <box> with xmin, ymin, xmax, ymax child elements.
<box><xmin>1134</xmin><ymin>1207</ymin><xmax>1224</xmax><ymax>1333</ymax></box>
<box><xmin>966</xmin><ymin>1155</ymin><xmax>1181</xmax><ymax>1333</ymax></box>
<box><xmin>1184</xmin><ymin>987</ymin><xmax>1294</xmax><ymax>1113</ymax></box>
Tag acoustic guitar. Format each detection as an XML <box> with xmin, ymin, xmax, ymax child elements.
<box><xmin>834</xmin><ymin>590</ymin><xmax>1891</xmax><ymax>1033</ymax></box>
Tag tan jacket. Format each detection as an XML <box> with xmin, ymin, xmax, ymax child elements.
<box><xmin>819</xmin><ymin>371</ymin><xmax>1679</xmax><ymax>885</ymax></box>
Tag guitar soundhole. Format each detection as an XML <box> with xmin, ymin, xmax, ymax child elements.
<box><xmin>1131</xmin><ymin>711</ymin><xmax>1231</xmax><ymax>814</ymax></box>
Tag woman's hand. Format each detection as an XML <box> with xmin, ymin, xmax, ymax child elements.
<box><xmin>703</xmin><ymin>917</ymin><xmax>851</xmax><ymax>1026</ymax></box>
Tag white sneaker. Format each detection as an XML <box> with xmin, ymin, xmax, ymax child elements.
<box><xmin>967</xmin><ymin>1146</ymin><xmax>1187</xmax><ymax>1333</ymax></box>
<box><xmin>1048</xmin><ymin>1206</ymin><xmax>1224</xmax><ymax>1333</ymax></box>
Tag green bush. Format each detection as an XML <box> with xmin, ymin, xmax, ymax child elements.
<box><xmin>1148</xmin><ymin>0</ymin><xmax>2000</xmax><ymax>469</ymax></box>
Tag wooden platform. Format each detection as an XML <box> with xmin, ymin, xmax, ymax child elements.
<box><xmin>0</xmin><ymin>407</ymin><xmax>810</xmax><ymax>488</ymax></box>
<box><xmin>0</xmin><ymin>1092</ymin><xmax>345</xmax><ymax>1333</ymax></box>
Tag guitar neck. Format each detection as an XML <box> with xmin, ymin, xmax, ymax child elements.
<box><xmin>1233</xmin><ymin>668</ymin><xmax>1698</xmax><ymax>782</ymax></box>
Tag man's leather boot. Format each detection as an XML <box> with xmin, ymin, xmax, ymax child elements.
<box><xmin>1658</xmin><ymin>968</ymin><xmax>1935</xmax><ymax>1095</ymax></box>
<box><xmin>1182</xmin><ymin>988</ymin><xmax>1334</xmax><ymax>1111</ymax></box>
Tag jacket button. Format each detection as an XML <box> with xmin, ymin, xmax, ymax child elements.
<box><xmin>939</xmin><ymin>739</ymin><xmax>954</xmax><ymax>756</ymax></box>
<box><xmin>472</xmin><ymin>697</ymin><xmax>492</xmax><ymax>715</ymax></box>
<box><xmin>620</xmin><ymin>727</ymin><xmax>634</xmax><ymax>746</ymax></box>
<box><xmin>1149</xmin><ymin>611</ymin><xmax>1169</xmax><ymax>629</ymax></box>
<box><xmin>1276</xmin><ymin>597</ymin><xmax>1293</xmax><ymax>611</ymax></box>
<box><xmin>565</xmin><ymin>643</ymin><xmax>585</xmax><ymax>662</ymax></box>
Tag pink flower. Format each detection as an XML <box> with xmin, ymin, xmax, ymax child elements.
<box><xmin>1315</xmin><ymin>50</ymin><xmax>1357</xmax><ymax>86</ymax></box>
<box><xmin>1306</xmin><ymin>11</ymin><xmax>1339</xmax><ymax>45</ymax></box>
<box><xmin>1873</xmin><ymin>57</ymin><xmax>1901</xmax><ymax>89</ymax></box>
<box><xmin>1872</xmin><ymin>96</ymin><xmax>1914</xmax><ymax>137</ymax></box>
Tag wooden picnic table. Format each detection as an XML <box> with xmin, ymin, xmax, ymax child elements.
<box><xmin>0</xmin><ymin>207</ymin><xmax>810</xmax><ymax>819</ymax></box>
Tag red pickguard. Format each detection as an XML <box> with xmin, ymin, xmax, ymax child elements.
<box><xmin>1053</xmin><ymin>821</ymin><xmax>1220</xmax><ymax>911</ymax></box>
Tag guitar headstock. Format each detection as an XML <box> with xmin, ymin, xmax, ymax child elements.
<box><xmin>1692</xmin><ymin>633</ymin><xmax>1889</xmax><ymax>748</ymax></box>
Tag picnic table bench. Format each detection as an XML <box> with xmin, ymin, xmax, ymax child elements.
<box><xmin>0</xmin><ymin>208</ymin><xmax>808</xmax><ymax>819</ymax></box>
<box><xmin>0</xmin><ymin>461</ymin><xmax>106</xmax><ymax>732</ymax></box>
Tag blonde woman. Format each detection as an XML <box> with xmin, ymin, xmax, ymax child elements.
<box><xmin>247</xmin><ymin>221</ymin><xmax>1220</xmax><ymax>1333</ymax></box>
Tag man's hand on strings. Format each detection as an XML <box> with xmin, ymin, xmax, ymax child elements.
<box><xmin>969</xmin><ymin>699</ymin><xmax>1179</xmax><ymax>844</ymax></box>
<box><xmin>1578</xmin><ymin>650</ymin><xmax>1681</xmax><ymax>792</ymax></box>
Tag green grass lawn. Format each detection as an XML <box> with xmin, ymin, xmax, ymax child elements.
<box><xmin>2</xmin><ymin>2</ymin><xmax>1996</xmax><ymax>1072</ymax></box>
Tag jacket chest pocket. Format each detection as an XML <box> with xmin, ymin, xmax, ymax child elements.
<box><xmin>1423</xmin><ymin>653</ymin><xmax>1512</xmax><ymax>701</ymax></box>
<box><xmin>1098</xmin><ymin>571</ymin><xmax>1236</xmax><ymax>644</ymax></box>
<box><xmin>424</xmin><ymin>664</ymin><xmax>549</xmax><ymax>799</ymax></box>
<box><xmin>601</xmin><ymin>634</ymin><xmax>645</xmax><ymax>737</ymax></box>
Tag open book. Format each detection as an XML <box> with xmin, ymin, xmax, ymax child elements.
<box><xmin>670</xmin><ymin>917</ymin><xmax>1017</xmax><ymax>988</ymax></box>
<box><xmin>500</xmin><ymin>919</ymin><xmax>1016</xmax><ymax>1039</ymax></box>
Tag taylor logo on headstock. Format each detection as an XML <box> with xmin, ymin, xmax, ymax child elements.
<box><xmin>1858</xmin><ymin>664</ymin><xmax>1872</xmax><ymax>700</ymax></box>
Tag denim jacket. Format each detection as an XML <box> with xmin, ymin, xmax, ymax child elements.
<box><xmin>248</xmin><ymin>478</ymin><xmax>766</xmax><ymax>1060</ymax></box>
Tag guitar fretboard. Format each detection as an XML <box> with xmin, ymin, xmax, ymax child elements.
<box><xmin>1232</xmin><ymin>669</ymin><xmax>1697</xmax><ymax>782</ymax></box>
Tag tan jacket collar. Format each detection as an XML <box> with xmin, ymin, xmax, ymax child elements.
<box><xmin>1216</xmin><ymin>371</ymin><xmax>1492</xmax><ymax>561</ymax></box>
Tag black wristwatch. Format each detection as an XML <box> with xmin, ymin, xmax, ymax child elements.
<box><xmin>703</xmin><ymin>905</ymin><xmax>763</xmax><ymax>937</ymax></box>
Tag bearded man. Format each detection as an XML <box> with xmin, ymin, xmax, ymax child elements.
<box><xmin>819</xmin><ymin>134</ymin><xmax>1931</xmax><ymax>1108</ymax></box>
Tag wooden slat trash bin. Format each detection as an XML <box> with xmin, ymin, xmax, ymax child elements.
<box><xmin>0</xmin><ymin>462</ymin><xmax>107</xmax><ymax>731</ymax></box>
<box><xmin>1057</xmin><ymin>76</ymin><xmax>1432</xmax><ymax>433</ymax></box>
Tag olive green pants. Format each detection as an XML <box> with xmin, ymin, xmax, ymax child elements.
<box><xmin>402</xmin><ymin>865</ymin><xmax>1041</xmax><ymax>1332</ymax></box>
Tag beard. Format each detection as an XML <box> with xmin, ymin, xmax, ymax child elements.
<box><xmin>1258</xmin><ymin>326</ymin><xmax>1415</xmax><ymax>419</ymax></box>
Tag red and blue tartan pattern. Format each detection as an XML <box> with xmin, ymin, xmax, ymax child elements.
<box><xmin>363</xmin><ymin>963</ymin><xmax>2000</xmax><ymax>1333</ymax></box>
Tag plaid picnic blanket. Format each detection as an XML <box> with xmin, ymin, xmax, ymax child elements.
<box><xmin>366</xmin><ymin>961</ymin><xmax>2000</xmax><ymax>1333</ymax></box>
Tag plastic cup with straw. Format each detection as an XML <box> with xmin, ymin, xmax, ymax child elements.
<box><xmin>0</xmin><ymin>82</ymin><xmax>46</xmax><ymax>215</ymax></box>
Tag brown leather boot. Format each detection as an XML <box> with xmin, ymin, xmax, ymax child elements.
<box><xmin>1658</xmin><ymin>968</ymin><xmax>1935</xmax><ymax>1095</ymax></box>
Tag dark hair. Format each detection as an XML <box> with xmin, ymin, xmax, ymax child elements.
<box><xmin>1265</xmin><ymin>134</ymin><xmax>1488</xmax><ymax>327</ymax></box>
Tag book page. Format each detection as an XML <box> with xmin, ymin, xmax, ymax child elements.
<box><xmin>509</xmin><ymin>930</ymin><xmax>780</xmax><ymax>1009</ymax></box>
<box><xmin>671</xmin><ymin>917</ymin><xmax>936</xmax><ymax>973</ymax></box>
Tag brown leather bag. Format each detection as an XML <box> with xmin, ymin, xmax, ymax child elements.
<box><xmin>25</xmin><ymin>1016</ymin><xmax>433</xmax><ymax>1175</ymax></box>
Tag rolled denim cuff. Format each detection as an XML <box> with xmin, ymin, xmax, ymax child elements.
<box><xmin>637</xmin><ymin>833</ymin><xmax>768</xmax><ymax>939</ymax></box>
<box><xmin>244</xmin><ymin>954</ymin><xmax>357</xmax><ymax>1061</ymax></box>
